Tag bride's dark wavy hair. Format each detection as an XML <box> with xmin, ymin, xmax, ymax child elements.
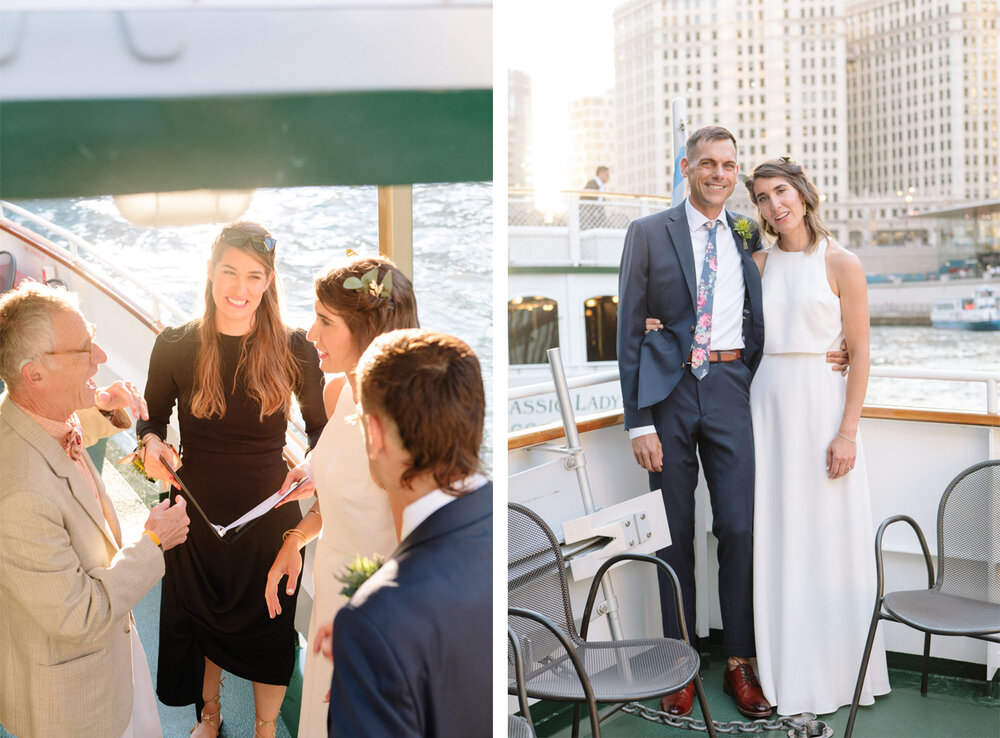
<box><xmin>313</xmin><ymin>256</ymin><xmax>419</xmax><ymax>357</ymax></box>
<box><xmin>744</xmin><ymin>158</ymin><xmax>832</xmax><ymax>254</ymax></box>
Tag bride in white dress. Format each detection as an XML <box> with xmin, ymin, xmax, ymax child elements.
<box><xmin>745</xmin><ymin>159</ymin><xmax>890</xmax><ymax>715</ymax></box>
<box><xmin>263</xmin><ymin>256</ymin><xmax>419</xmax><ymax>737</ymax></box>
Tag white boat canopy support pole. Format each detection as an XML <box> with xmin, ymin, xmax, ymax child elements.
<box><xmin>545</xmin><ymin>347</ymin><xmax>626</xmax><ymax>642</ymax></box>
<box><xmin>377</xmin><ymin>185</ymin><xmax>414</xmax><ymax>281</ymax></box>
<box><xmin>671</xmin><ymin>97</ymin><xmax>687</xmax><ymax>207</ymax></box>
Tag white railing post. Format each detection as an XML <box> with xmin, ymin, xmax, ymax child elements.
<box><xmin>567</xmin><ymin>197</ymin><xmax>582</xmax><ymax>266</ymax></box>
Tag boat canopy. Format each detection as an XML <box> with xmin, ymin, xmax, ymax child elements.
<box><xmin>0</xmin><ymin>3</ymin><xmax>492</xmax><ymax>198</ymax></box>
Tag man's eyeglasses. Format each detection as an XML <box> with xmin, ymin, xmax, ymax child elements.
<box><xmin>43</xmin><ymin>323</ymin><xmax>99</xmax><ymax>362</ymax></box>
<box><xmin>221</xmin><ymin>227</ymin><xmax>277</xmax><ymax>255</ymax></box>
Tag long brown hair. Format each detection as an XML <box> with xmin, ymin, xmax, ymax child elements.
<box><xmin>190</xmin><ymin>222</ymin><xmax>299</xmax><ymax>421</ymax></box>
<box><xmin>313</xmin><ymin>256</ymin><xmax>419</xmax><ymax>355</ymax></box>
<box><xmin>744</xmin><ymin>158</ymin><xmax>832</xmax><ymax>254</ymax></box>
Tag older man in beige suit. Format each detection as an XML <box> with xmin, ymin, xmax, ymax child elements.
<box><xmin>0</xmin><ymin>282</ymin><xmax>189</xmax><ymax>738</ymax></box>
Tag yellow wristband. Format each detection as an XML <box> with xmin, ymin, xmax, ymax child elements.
<box><xmin>143</xmin><ymin>529</ymin><xmax>162</xmax><ymax>548</ymax></box>
<box><xmin>283</xmin><ymin>528</ymin><xmax>308</xmax><ymax>545</ymax></box>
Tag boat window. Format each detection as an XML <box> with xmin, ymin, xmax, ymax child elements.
<box><xmin>585</xmin><ymin>295</ymin><xmax>618</xmax><ymax>362</ymax></box>
<box><xmin>509</xmin><ymin>296</ymin><xmax>559</xmax><ymax>364</ymax></box>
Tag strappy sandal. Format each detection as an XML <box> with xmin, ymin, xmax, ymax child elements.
<box><xmin>253</xmin><ymin>716</ymin><xmax>277</xmax><ymax>738</ymax></box>
<box><xmin>190</xmin><ymin>675</ymin><xmax>225</xmax><ymax>738</ymax></box>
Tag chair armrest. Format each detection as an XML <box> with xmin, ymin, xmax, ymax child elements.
<box><xmin>578</xmin><ymin>553</ymin><xmax>691</xmax><ymax>646</ymax></box>
<box><xmin>508</xmin><ymin>607</ymin><xmax>601</xmax><ymax>738</ymax></box>
<box><xmin>874</xmin><ymin>514</ymin><xmax>935</xmax><ymax>600</ymax></box>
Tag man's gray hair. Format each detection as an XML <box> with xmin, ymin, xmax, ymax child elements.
<box><xmin>0</xmin><ymin>282</ymin><xmax>80</xmax><ymax>389</ymax></box>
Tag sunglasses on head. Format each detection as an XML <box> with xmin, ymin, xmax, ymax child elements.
<box><xmin>221</xmin><ymin>227</ymin><xmax>277</xmax><ymax>255</ymax></box>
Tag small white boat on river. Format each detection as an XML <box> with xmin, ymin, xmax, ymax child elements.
<box><xmin>931</xmin><ymin>286</ymin><xmax>1000</xmax><ymax>331</ymax></box>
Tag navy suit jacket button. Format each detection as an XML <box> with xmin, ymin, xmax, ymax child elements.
<box><xmin>689</xmin><ymin>325</ymin><xmax>695</xmax><ymax>333</ymax></box>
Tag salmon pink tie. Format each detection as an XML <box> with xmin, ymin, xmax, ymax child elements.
<box><xmin>691</xmin><ymin>220</ymin><xmax>719</xmax><ymax>380</ymax></box>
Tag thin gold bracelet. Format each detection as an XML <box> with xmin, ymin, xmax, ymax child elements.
<box><xmin>283</xmin><ymin>528</ymin><xmax>308</xmax><ymax>544</ymax></box>
<box><xmin>836</xmin><ymin>432</ymin><xmax>857</xmax><ymax>444</ymax></box>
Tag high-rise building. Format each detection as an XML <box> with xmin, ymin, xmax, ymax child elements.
<box><xmin>568</xmin><ymin>92</ymin><xmax>615</xmax><ymax>190</ymax></box>
<box><xmin>508</xmin><ymin>69</ymin><xmax>534</xmax><ymax>190</ymax></box>
<box><xmin>611</xmin><ymin>0</ymin><xmax>999</xmax><ymax>263</ymax></box>
<box><xmin>845</xmin><ymin>0</ymin><xmax>999</xmax><ymax>223</ymax></box>
<box><xmin>612</xmin><ymin>0</ymin><xmax>849</xmax><ymax>232</ymax></box>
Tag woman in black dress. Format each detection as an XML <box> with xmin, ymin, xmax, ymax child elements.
<box><xmin>137</xmin><ymin>222</ymin><xmax>325</xmax><ymax>738</ymax></box>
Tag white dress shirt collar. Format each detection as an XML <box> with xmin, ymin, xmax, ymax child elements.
<box><xmin>400</xmin><ymin>472</ymin><xmax>488</xmax><ymax>542</ymax></box>
<box><xmin>685</xmin><ymin>198</ymin><xmax>726</xmax><ymax>232</ymax></box>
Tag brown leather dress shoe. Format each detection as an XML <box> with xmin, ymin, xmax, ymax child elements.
<box><xmin>659</xmin><ymin>683</ymin><xmax>695</xmax><ymax>717</ymax></box>
<box><xmin>723</xmin><ymin>663</ymin><xmax>772</xmax><ymax>718</ymax></box>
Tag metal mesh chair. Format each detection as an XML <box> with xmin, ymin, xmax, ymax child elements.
<box><xmin>845</xmin><ymin>459</ymin><xmax>1000</xmax><ymax>737</ymax></box>
<box><xmin>0</xmin><ymin>250</ymin><xmax>15</xmax><ymax>293</ymax></box>
<box><xmin>508</xmin><ymin>503</ymin><xmax>714</xmax><ymax>738</ymax></box>
<box><xmin>508</xmin><ymin>621</ymin><xmax>600</xmax><ymax>737</ymax></box>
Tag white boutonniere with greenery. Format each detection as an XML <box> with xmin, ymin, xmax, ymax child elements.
<box><xmin>336</xmin><ymin>554</ymin><xmax>386</xmax><ymax>598</ymax></box>
<box><xmin>734</xmin><ymin>217</ymin><xmax>756</xmax><ymax>251</ymax></box>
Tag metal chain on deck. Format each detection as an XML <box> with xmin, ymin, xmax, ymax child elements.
<box><xmin>622</xmin><ymin>702</ymin><xmax>824</xmax><ymax>735</ymax></box>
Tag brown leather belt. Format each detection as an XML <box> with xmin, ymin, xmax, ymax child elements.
<box><xmin>692</xmin><ymin>349</ymin><xmax>743</xmax><ymax>364</ymax></box>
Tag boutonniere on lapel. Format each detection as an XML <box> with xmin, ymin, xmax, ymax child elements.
<box><xmin>734</xmin><ymin>216</ymin><xmax>756</xmax><ymax>251</ymax></box>
<box><xmin>337</xmin><ymin>554</ymin><xmax>386</xmax><ymax>598</ymax></box>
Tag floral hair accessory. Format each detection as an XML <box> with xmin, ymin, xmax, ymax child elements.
<box><xmin>343</xmin><ymin>268</ymin><xmax>393</xmax><ymax>299</ymax></box>
<box><xmin>336</xmin><ymin>554</ymin><xmax>385</xmax><ymax>598</ymax></box>
<box><xmin>734</xmin><ymin>216</ymin><xmax>756</xmax><ymax>251</ymax></box>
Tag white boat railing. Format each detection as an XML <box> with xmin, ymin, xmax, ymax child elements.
<box><xmin>510</xmin><ymin>366</ymin><xmax>1000</xmax><ymax>416</ymax></box>
<box><xmin>508</xmin><ymin>189</ymin><xmax>670</xmax><ymax>230</ymax></box>
<box><xmin>0</xmin><ymin>199</ymin><xmax>189</xmax><ymax>326</ymax></box>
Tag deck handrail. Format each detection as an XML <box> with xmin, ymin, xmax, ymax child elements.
<box><xmin>0</xmin><ymin>199</ymin><xmax>189</xmax><ymax>325</ymax></box>
<box><xmin>509</xmin><ymin>366</ymin><xmax>1000</xmax><ymax>415</ymax></box>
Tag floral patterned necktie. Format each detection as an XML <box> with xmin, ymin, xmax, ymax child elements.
<box><xmin>690</xmin><ymin>220</ymin><xmax>719</xmax><ymax>380</ymax></box>
<box><xmin>63</xmin><ymin>419</ymin><xmax>84</xmax><ymax>461</ymax></box>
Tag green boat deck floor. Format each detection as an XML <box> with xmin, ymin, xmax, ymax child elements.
<box><xmin>529</xmin><ymin>649</ymin><xmax>1000</xmax><ymax>738</ymax></box>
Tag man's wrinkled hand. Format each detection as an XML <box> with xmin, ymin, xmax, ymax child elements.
<box><xmin>145</xmin><ymin>496</ymin><xmax>189</xmax><ymax>550</ymax></box>
<box><xmin>631</xmin><ymin>433</ymin><xmax>663</xmax><ymax>472</ymax></box>
<box><xmin>96</xmin><ymin>380</ymin><xmax>148</xmax><ymax>420</ymax></box>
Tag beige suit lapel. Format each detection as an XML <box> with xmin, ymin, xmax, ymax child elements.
<box><xmin>1</xmin><ymin>396</ymin><xmax>121</xmax><ymax>550</ymax></box>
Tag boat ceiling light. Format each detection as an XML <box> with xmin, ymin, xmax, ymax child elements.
<box><xmin>112</xmin><ymin>189</ymin><xmax>253</xmax><ymax>227</ymax></box>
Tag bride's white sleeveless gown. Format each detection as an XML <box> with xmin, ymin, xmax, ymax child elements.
<box><xmin>297</xmin><ymin>381</ymin><xmax>397</xmax><ymax>737</ymax></box>
<box><xmin>751</xmin><ymin>238</ymin><xmax>891</xmax><ymax>715</ymax></box>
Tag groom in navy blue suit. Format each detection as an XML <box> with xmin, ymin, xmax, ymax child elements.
<box><xmin>327</xmin><ymin>329</ymin><xmax>491</xmax><ymax>738</ymax></box>
<box><xmin>617</xmin><ymin>126</ymin><xmax>771</xmax><ymax>719</ymax></box>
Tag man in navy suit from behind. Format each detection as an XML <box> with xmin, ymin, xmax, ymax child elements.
<box><xmin>326</xmin><ymin>329</ymin><xmax>491</xmax><ymax>738</ymax></box>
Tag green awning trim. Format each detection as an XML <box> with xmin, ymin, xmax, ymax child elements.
<box><xmin>0</xmin><ymin>89</ymin><xmax>492</xmax><ymax>198</ymax></box>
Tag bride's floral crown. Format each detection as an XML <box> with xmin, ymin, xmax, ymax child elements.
<box><xmin>343</xmin><ymin>267</ymin><xmax>393</xmax><ymax>300</ymax></box>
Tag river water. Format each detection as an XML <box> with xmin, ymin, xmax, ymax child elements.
<box><xmin>868</xmin><ymin>325</ymin><xmax>1000</xmax><ymax>413</ymax></box>
<box><xmin>16</xmin><ymin>183</ymin><xmax>494</xmax><ymax>466</ymax></box>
